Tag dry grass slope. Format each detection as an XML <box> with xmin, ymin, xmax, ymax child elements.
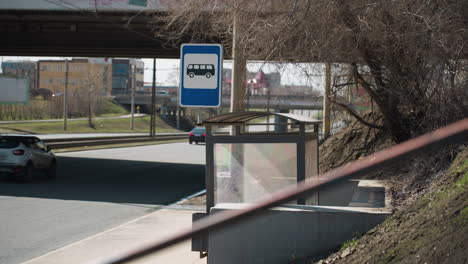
<box><xmin>318</xmin><ymin>147</ymin><xmax>468</xmax><ymax>264</ymax></box>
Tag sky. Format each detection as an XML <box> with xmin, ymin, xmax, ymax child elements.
<box><xmin>141</xmin><ymin>59</ymin><xmax>325</xmax><ymax>89</ymax></box>
<box><xmin>1</xmin><ymin>56</ymin><xmax>325</xmax><ymax>91</ymax></box>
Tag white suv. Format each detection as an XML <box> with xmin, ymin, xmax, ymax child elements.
<box><xmin>0</xmin><ymin>135</ymin><xmax>57</xmax><ymax>182</ymax></box>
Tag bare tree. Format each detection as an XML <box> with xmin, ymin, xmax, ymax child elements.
<box><xmin>72</xmin><ymin>64</ymin><xmax>101</xmax><ymax>128</ymax></box>
<box><xmin>150</xmin><ymin>0</ymin><xmax>467</xmax><ymax>142</ymax></box>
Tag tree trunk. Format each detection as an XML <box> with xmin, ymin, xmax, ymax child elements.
<box><xmin>87</xmin><ymin>88</ymin><xmax>95</xmax><ymax>129</ymax></box>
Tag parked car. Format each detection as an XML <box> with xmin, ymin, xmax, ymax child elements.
<box><xmin>189</xmin><ymin>127</ymin><xmax>206</xmax><ymax>144</ymax></box>
<box><xmin>0</xmin><ymin>135</ymin><xmax>57</xmax><ymax>182</ymax></box>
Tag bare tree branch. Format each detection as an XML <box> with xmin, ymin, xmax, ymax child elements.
<box><xmin>149</xmin><ymin>0</ymin><xmax>468</xmax><ymax>141</ymax></box>
<box><xmin>329</xmin><ymin>96</ymin><xmax>385</xmax><ymax>130</ymax></box>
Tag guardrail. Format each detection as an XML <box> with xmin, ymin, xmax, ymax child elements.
<box><xmin>44</xmin><ymin>134</ymin><xmax>187</xmax><ymax>149</ymax></box>
<box><xmin>87</xmin><ymin>118</ymin><xmax>467</xmax><ymax>264</ymax></box>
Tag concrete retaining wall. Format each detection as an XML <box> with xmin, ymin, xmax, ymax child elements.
<box><xmin>208</xmin><ymin>204</ymin><xmax>390</xmax><ymax>264</ymax></box>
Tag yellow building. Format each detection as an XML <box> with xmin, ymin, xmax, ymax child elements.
<box><xmin>38</xmin><ymin>58</ymin><xmax>112</xmax><ymax>96</ymax></box>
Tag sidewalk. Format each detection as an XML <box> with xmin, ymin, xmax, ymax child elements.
<box><xmin>22</xmin><ymin>206</ymin><xmax>207</xmax><ymax>264</ymax></box>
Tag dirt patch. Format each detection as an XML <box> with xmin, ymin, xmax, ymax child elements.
<box><xmin>319</xmin><ymin>115</ymin><xmax>463</xmax><ymax>207</ymax></box>
<box><xmin>178</xmin><ymin>193</ymin><xmax>206</xmax><ymax>206</ymax></box>
<box><xmin>319</xmin><ymin>115</ymin><xmax>394</xmax><ymax>174</ymax></box>
<box><xmin>316</xmin><ymin>147</ymin><xmax>468</xmax><ymax>264</ymax></box>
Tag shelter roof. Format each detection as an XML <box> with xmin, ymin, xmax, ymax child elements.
<box><xmin>202</xmin><ymin>111</ymin><xmax>321</xmax><ymax>125</ymax></box>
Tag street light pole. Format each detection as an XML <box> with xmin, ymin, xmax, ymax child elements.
<box><xmin>130</xmin><ymin>64</ymin><xmax>135</xmax><ymax>130</ymax></box>
<box><xmin>63</xmin><ymin>59</ymin><xmax>68</xmax><ymax>131</ymax></box>
<box><xmin>267</xmin><ymin>85</ymin><xmax>270</xmax><ymax>131</ymax></box>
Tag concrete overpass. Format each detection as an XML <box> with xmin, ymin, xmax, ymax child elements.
<box><xmin>0</xmin><ymin>1</ymin><xmax>325</xmax><ymax>126</ymax></box>
<box><xmin>0</xmin><ymin>1</ymin><xmax>200</xmax><ymax>58</ymax></box>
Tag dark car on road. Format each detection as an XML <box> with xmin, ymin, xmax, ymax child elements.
<box><xmin>0</xmin><ymin>135</ymin><xmax>57</xmax><ymax>182</ymax></box>
<box><xmin>189</xmin><ymin>127</ymin><xmax>206</xmax><ymax>144</ymax></box>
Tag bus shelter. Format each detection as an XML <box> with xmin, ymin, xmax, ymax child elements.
<box><xmin>202</xmin><ymin>111</ymin><xmax>322</xmax><ymax>213</ymax></box>
<box><xmin>193</xmin><ymin>112</ymin><xmax>387</xmax><ymax>262</ymax></box>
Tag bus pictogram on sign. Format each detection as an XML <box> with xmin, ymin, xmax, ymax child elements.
<box><xmin>187</xmin><ymin>64</ymin><xmax>215</xmax><ymax>78</ymax></box>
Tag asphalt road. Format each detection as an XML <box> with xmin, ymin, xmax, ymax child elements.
<box><xmin>0</xmin><ymin>142</ymin><xmax>205</xmax><ymax>264</ymax></box>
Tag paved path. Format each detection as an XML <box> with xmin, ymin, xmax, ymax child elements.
<box><xmin>21</xmin><ymin>207</ymin><xmax>207</xmax><ymax>264</ymax></box>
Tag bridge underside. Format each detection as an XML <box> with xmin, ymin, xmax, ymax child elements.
<box><xmin>0</xmin><ymin>10</ymin><xmax>213</xmax><ymax>58</ymax></box>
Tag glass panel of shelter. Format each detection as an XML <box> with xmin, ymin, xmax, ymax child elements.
<box><xmin>214</xmin><ymin>143</ymin><xmax>297</xmax><ymax>204</ymax></box>
<box><xmin>211</xmin><ymin>129</ymin><xmax>312</xmax><ymax>203</ymax></box>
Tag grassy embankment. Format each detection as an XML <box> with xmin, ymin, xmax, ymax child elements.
<box><xmin>323</xmin><ymin>148</ymin><xmax>468</xmax><ymax>264</ymax></box>
<box><xmin>0</xmin><ymin>98</ymin><xmax>128</xmax><ymax>121</ymax></box>
<box><xmin>0</xmin><ymin>116</ymin><xmax>180</xmax><ymax>134</ymax></box>
<box><xmin>0</xmin><ymin>99</ymin><xmax>181</xmax><ymax>134</ymax></box>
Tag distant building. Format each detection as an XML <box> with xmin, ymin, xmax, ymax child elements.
<box><xmin>282</xmin><ymin>85</ymin><xmax>321</xmax><ymax>97</ymax></box>
<box><xmin>111</xmin><ymin>59</ymin><xmax>144</xmax><ymax>95</ymax></box>
<box><xmin>246</xmin><ymin>70</ymin><xmax>281</xmax><ymax>96</ymax></box>
<box><xmin>222</xmin><ymin>69</ymin><xmax>314</xmax><ymax>97</ymax></box>
<box><xmin>222</xmin><ymin>68</ymin><xmax>232</xmax><ymax>95</ymax></box>
<box><xmin>38</xmin><ymin>58</ymin><xmax>112</xmax><ymax>96</ymax></box>
<box><xmin>1</xmin><ymin>61</ymin><xmax>37</xmax><ymax>93</ymax></box>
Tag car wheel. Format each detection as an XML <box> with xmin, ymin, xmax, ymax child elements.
<box><xmin>188</xmin><ymin>72</ymin><xmax>195</xmax><ymax>78</ymax></box>
<box><xmin>47</xmin><ymin>161</ymin><xmax>57</xmax><ymax>179</ymax></box>
<box><xmin>23</xmin><ymin>162</ymin><xmax>34</xmax><ymax>182</ymax></box>
<box><xmin>189</xmin><ymin>140</ymin><xmax>193</xmax><ymax>144</ymax></box>
<box><xmin>205</xmin><ymin>72</ymin><xmax>212</xmax><ymax>78</ymax></box>
<box><xmin>195</xmin><ymin>141</ymin><xmax>199</xmax><ymax>145</ymax></box>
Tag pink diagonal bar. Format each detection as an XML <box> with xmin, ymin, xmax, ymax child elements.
<box><xmin>88</xmin><ymin>118</ymin><xmax>468</xmax><ymax>264</ymax></box>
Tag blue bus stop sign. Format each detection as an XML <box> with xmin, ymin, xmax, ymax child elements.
<box><xmin>179</xmin><ymin>44</ymin><xmax>223</xmax><ymax>107</ymax></box>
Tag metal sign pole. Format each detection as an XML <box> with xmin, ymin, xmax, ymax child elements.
<box><xmin>130</xmin><ymin>65</ymin><xmax>135</xmax><ymax>130</ymax></box>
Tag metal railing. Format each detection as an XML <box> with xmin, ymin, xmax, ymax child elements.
<box><xmin>88</xmin><ymin>118</ymin><xmax>467</xmax><ymax>264</ymax></box>
<box><xmin>44</xmin><ymin>134</ymin><xmax>186</xmax><ymax>149</ymax></box>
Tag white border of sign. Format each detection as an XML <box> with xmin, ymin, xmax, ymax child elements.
<box><xmin>179</xmin><ymin>43</ymin><xmax>223</xmax><ymax>108</ymax></box>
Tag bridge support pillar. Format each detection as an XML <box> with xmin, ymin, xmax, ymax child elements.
<box><xmin>323</xmin><ymin>63</ymin><xmax>331</xmax><ymax>138</ymax></box>
<box><xmin>177</xmin><ymin>106</ymin><xmax>181</xmax><ymax>130</ymax></box>
<box><xmin>230</xmin><ymin>18</ymin><xmax>246</xmax><ymax>113</ymax></box>
<box><xmin>225</xmin><ymin>18</ymin><xmax>247</xmax><ymax>209</ymax></box>
<box><xmin>274</xmin><ymin>108</ymin><xmax>289</xmax><ymax>133</ymax></box>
